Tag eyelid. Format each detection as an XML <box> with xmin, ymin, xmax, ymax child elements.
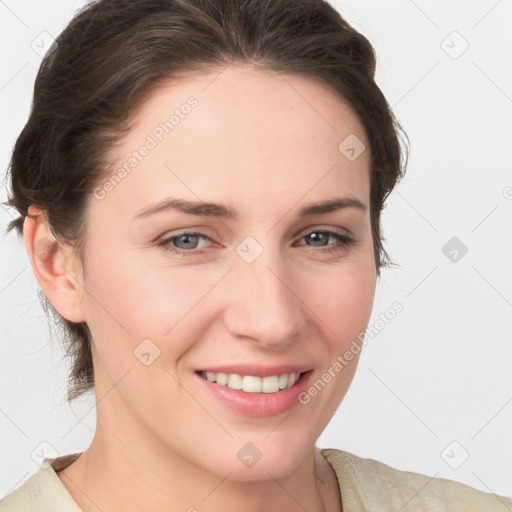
<box><xmin>156</xmin><ymin>227</ymin><xmax>217</xmax><ymax>245</ymax></box>
<box><xmin>158</xmin><ymin>224</ymin><xmax>352</xmax><ymax>243</ymax></box>
<box><xmin>296</xmin><ymin>224</ymin><xmax>353</xmax><ymax>239</ymax></box>
<box><xmin>158</xmin><ymin>230</ymin><xmax>216</xmax><ymax>247</ymax></box>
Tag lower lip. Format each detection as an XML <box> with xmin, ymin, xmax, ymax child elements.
<box><xmin>195</xmin><ymin>371</ymin><xmax>313</xmax><ymax>417</ymax></box>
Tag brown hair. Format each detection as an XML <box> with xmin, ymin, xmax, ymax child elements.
<box><xmin>4</xmin><ymin>0</ymin><xmax>407</xmax><ymax>401</ymax></box>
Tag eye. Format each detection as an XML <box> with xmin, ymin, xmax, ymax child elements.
<box><xmin>157</xmin><ymin>228</ymin><xmax>356</xmax><ymax>257</ymax></box>
<box><xmin>157</xmin><ymin>231</ymin><xmax>214</xmax><ymax>256</ymax></box>
<box><xmin>296</xmin><ymin>229</ymin><xmax>356</xmax><ymax>253</ymax></box>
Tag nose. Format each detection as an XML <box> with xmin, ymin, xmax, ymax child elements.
<box><xmin>222</xmin><ymin>245</ymin><xmax>304</xmax><ymax>350</ymax></box>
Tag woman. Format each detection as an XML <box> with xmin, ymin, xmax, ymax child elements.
<box><xmin>1</xmin><ymin>0</ymin><xmax>509</xmax><ymax>510</ymax></box>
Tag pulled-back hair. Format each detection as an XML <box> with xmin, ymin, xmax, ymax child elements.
<box><xmin>5</xmin><ymin>0</ymin><xmax>407</xmax><ymax>401</ymax></box>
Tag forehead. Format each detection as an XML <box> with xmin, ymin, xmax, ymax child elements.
<box><xmin>97</xmin><ymin>64</ymin><xmax>371</xmax><ymax>217</ymax></box>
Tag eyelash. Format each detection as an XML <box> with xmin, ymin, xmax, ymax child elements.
<box><xmin>157</xmin><ymin>229</ymin><xmax>356</xmax><ymax>257</ymax></box>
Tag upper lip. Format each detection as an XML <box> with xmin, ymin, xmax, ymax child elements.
<box><xmin>195</xmin><ymin>364</ymin><xmax>313</xmax><ymax>378</ymax></box>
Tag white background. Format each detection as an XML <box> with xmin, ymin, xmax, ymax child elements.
<box><xmin>1</xmin><ymin>0</ymin><xmax>511</xmax><ymax>501</ymax></box>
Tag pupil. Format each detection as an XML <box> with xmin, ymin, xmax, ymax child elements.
<box><xmin>177</xmin><ymin>234</ymin><xmax>198</xmax><ymax>249</ymax></box>
<box><xmin>309</xmin><ymin>232</ymin><xmax>327</xmax><ymax>246</ymax></box>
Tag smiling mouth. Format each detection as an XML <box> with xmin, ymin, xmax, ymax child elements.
<box><xmin>196</xmin><ymin>370</ymin><xmax>308</xmax><ymax>394</ymax></box>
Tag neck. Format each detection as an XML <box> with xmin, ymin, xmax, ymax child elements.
<box><xmin>57</xmin><ymin>419</ymin><xmax>339</xmax><ymax>512</ymax></box>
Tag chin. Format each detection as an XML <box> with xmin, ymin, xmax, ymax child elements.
<box><xmin>198</xmin><ymin>431</ymin><xmax>315</xmax><ymax>483</ymax></box>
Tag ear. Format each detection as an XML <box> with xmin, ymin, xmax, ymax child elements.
<box><xmin>23</xmin><ymin>206</ymin><xmax>87</xmax><ymax>323</ymax></box>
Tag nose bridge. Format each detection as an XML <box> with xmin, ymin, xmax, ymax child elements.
<box><xmin>224</xmin><ymin>238</ymin><xmax>301</xmax><ymax>346</ymax></box>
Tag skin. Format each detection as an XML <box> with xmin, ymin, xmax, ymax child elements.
<box><xmin>24</xmin><ymin>63</ymin><xmax>376</xmax><ymax>512</ymax></box>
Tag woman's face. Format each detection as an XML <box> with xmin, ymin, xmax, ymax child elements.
<box><xmin>76</xmin><ymin>64</ymin><xmax>376</xmax><ymax>480</ymax></box>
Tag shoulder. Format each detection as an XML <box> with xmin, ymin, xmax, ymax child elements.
<box><xmin>321</xmin><ymin>448</ymin><xmax>512</xmax><ymax>511</ymax></box>
<box><xmin>0</xmin><ymin>453</ymin><xmax>83</xmax><ymax>512</ymax></box>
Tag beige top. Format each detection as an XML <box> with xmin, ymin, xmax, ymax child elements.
<box><xmin>0</xmin><ymin>448</ymin><xmax>510</xmax><ymax>511</ymax></box>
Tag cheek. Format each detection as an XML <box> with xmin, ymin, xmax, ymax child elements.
<box><xmin>301</xmin><ymin>256</ymin><xmax>376</xmax><ymax>350</ymax></box>
<box><xmin>81</xmin><ymin>246</ymin><xmax>224</xmax><ymax>365</ymax></box>
<box><xmin>291</xmin><ymin>260</ymin><xmax>376</xmax><ymax>429</ymax></box>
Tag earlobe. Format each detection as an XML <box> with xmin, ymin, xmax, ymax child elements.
<box><xmin>23</xmin><ymin>206</ymin><xmax>87</xmax><ymax>323</ymax></box>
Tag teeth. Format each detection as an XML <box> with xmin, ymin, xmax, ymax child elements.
<box><xmin>200</xmin><ymin>371</ymin><xmax>302</xmax><ymax>393</ymax></box>
<box><xmin>278</xmin><ymin>374</ymin><xmax>289</xmax><ymax>389</ymax></box>
<box><xmin>242</xmin><ymin>375</ymin><xmax>261</xmax><ymax>393</ymax></box>
<box><xmin>261</xmin><ymin>375</ymin><xmax>278</xmax><ymax>393</ymax></box>
<box><xmin>216</xmin><ymin>372</ymin><xmax>228</xmax><ymax>386</ymax></box>
<box><xmin>228</xmin><ymin>374</ymin><xmax>243</xmax><ymax>390</ymax></box>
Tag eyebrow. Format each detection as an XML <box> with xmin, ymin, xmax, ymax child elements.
<box><xmin>134</xmin><ymin>196</ymin><xmax>367</xmax><ymax>220</ymax></box>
